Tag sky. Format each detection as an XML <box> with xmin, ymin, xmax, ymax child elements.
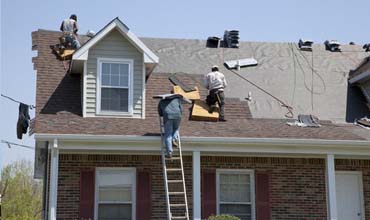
<box><xmin>1</xmin><ymin>0</ymin><xmax>370</xmax><ymax>170</ymax></box>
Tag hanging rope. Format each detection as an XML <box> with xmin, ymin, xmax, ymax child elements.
<box><xmin>226</xmin><ymin>68</ymin><xmax>294</xmax><ymax>118</ymax></box>
<box><xmin>1</xmin><ymin>94</ymin><xmax>35</xmax><ymax>109</ymax></box>
<box><xmin>1</xmin><ymin>140</ymin><xmax>34</xmax><ymax>150</ymax></box>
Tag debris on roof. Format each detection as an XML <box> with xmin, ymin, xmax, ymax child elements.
<box><xmin>206</xmin><ymin>36</ymin><xmax>220</xmax><ymax>48</ymax></box>
<box><xmin>223</xmin><ymin>30</ymin><xmax>239</xmax><ymax>48</ymax></box>
<box><xmin>224</xmin><ymin>58</ymin><xmax>258</xmax><ymax>69</ymax></box>
<box><xmin>86</xmin><ymin>30</ymin><xmax>95</xmax><ymax>38</ymax></box>
<box><xmin>298</xmin><ymin>39</ymin><xmax>313</xmax><ymax>51</ymax></box>
<box><xmin>363</xmin><ymin>43</ymin><xmax>370</xmax><ymax>52</ymax></box>
<box><xmin>169</xmin><ymin>75</ymin><xmax>196</xmax><ymax>92</ymax></box>
<box><xmin>325</xmin><ymin>40</ymin><xmax>341</xmax><ymax>52</ymax></box>
<box><xmin>355</xmin><ymin>117</ymin><xmax>370</xmax><ymax>129</ymax></box>
<box><xmin>287</xmin><ymin>115</ymin><xmax>321</xmax><ymax>127</ymax></box>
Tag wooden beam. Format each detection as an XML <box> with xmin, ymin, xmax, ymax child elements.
<box><xmin>173</xmin><ymin>86</ymin><xmax>200</xmax><ymax>100</ymax></box>
<box><xmin>190</xmin><ymin>100</ymin><xmax>219</xmax><ymax>122</ymax></box>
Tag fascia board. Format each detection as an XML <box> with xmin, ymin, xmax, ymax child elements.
<box><xmin>34</xmin><ymin>133</ymin><xmax>370</xmax><ymax>148</ymax></box>
<box><xmin>72</xmin><ymin>22</ymin><xmax>116</xmax><ymax>60</ymax></box>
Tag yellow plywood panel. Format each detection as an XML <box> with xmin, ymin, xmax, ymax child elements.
<box><xmin>173</xmin><ymin>86</ymin><xmax>200</xmax><ymax>100</ymax></box>
<box><xmin>59</xmin><ymin>49</ymin><xmax>75</xmax><ymax>60</ymax></box>
<box><xmin>190</xmin><ymin>100</ymin><xmax>219</xmax><ymax>122</ymax></box>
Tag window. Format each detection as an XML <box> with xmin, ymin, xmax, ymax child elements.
<box><xmin>97</xmin><ymin>58</ymin><xmax>133</xmax><ymax>115</ymax></box>
<box><xmin>95</xmin><ymin>168</ymin><xmax>136</xmax><ymax>220</ymax></box>
<box><xmin>217</xmin><ymin>170</ymin><xmax>255</xmax><ymax>220</ymax></box>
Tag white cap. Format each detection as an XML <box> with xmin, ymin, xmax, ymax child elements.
<box><xmin>212</xmin><ymin>65</ymin><xmax>219</xmax><ymax>69</ymax></box>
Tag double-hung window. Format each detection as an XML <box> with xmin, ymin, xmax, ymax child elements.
<box><xmin>217</xmin><ymin>170</ymin><xmax>255</xmax><ymax>220</ymax></box>
<box><xmin>98</xmin><ymin>58</ymin><xmax>133</xmax><ymax>115</ymax></box>
<box><xmin>95</xmin><ymin>168</ymin><xmax>136</xmax><ymax>220</ymax></box>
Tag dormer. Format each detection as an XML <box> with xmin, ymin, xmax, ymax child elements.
<box><xmin>70</xmin><ymin>18</ymin><xmax>159</xmax><ymax>118</ymax></box>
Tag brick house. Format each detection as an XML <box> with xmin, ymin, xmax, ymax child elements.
<box><xmin>32</xmin><ymin>17</ymin><xmax>370</xmax><ymax>220</ymax></box>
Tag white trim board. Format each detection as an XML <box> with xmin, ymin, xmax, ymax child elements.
<box><xmin>72</xmin><ymin>17</ymin><xmax>158</xmax><ymax>64</ymax></box>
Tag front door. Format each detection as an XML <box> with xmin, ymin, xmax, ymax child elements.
<box><xmin>336</xmin><ymin>171</ymin><xmax>364</xmax><ymax>220</ymax></box>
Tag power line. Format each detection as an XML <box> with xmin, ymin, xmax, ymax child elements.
<box><xmin>1</xmin><ymin>94</ymin><xmax>35</xmax><ymax>109</ymax></box>
<box><xmin>1</xmin><ymin>140</ymin><xmax>34</xmax><ymax>150</ymax></box>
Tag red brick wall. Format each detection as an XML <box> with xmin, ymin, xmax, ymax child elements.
<box><xmin>336</xmin><ymin>159</ymin><xmax>370</xmax><ymax>220</ymax></box>
<box><xmin>55</xmin><ymin>155</ymin><xmax>370</xmax><ymax>220</ymax></box>
<box><xmin>201</xmin><ymin>157</ymin><xmax>328</xmax><ymax>220</ymax></box>
<box><xmin>57</xmin><ymin>154</ymin><xmax>193</xmax><ymax>220</ymax></box>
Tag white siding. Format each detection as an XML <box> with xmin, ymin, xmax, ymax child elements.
<box><xmin>85</xmin><ymin>29</ymin><xmax>144</xmax><ymax>117</ymax></box>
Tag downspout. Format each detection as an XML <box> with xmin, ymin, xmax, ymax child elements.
<box><xmin>42</xmin><ymin>141</ymin><xmax>49</xmax><ymax>220</ymax></box>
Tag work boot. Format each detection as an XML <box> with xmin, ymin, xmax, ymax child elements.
<box><xmin>208</xmin><ymin>105</ymin><xmax>216</xmax><ymax>114</ymax></box>
<box><xmin>219</xmin><ymin>118</ymin><xmax>227</xmax><ymax>122</ymax></box>
<box><xmin>165</xmin><ymin>152</ymin><xmax>172</xmax><ymax>158</ymax></box>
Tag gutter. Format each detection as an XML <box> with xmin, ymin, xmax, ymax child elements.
<box><xmin>34</xmin><ymin>133</ymin><xmax>370</xmax><ymax>148</ymax></box>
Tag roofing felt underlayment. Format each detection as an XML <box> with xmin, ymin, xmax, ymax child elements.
<box><xmin>31</xmin><ymin>30</ymin><xmax>370</xmax><ymax>140</ymax></box>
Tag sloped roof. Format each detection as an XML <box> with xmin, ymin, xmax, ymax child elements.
<box><xmin>72</xmin><ymin>17</ymin><xmax>158</xmax><ymax>64</ymax></box>
<box><xmin>141</xmin><ymin>38</ymin><xmax>370</xmax><ymax>122</ymax></box>
<box><xmin>31</xmin><ymin>30</ymin><xmax>368</xmax><ymax>141</ymax></box>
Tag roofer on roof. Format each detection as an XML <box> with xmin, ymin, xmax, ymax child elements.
<box><xmin>204</xmin><ymin>65</ymin><xmax>227</xmax><ymax>121</ymax></box>
<box><xmin>60</xmin><ymin>14</ymin><xmax>81</xmax><ymax>49</ymax></box>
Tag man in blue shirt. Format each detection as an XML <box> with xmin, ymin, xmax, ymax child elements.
<box><xmin>158</xmin><ymin>94</ymin><xmax>188</xmax><ymax>158</ymax></box>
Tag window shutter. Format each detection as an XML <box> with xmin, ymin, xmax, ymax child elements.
<box><xmin>79</xmin><ymin>170</ymin><xmax>95</xmax><ymax>220</ymax></box>
<box><xmin>202</xmin><ymin>169</ymin><xmax>216</xmax><ymax>219</ymax></box>
<box><xmin>136</xmin><ymin>169</ymin><xmax>151</xmax><ymax>220</ymax></box>
<box><xmin>255</xmin><ymin>172</ymin><xmax>271</xmax><ymax>220</ymax></box>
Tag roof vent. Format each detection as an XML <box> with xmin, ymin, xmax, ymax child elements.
<box><xmin>349</xmin><ymin>41</ymin><xmax>356</xmax><ymax>45</ymax></box>
<box><xmin>223</xmin><ymin>30</ymin><xmax>239</xmax><ymax>48</ymax></box>
<box><xmin>86</xmin><ymin>30</ymin><xmax>95</xmax><ymax>38</ymax></box>
<box><xmin>298</xmin><ymin>39</ymin><xmax>313</xmax><ymax>51</ymax></box>
<box><xmin>363</xmin><ymin>43</ymin><xmax>370</xmax><ymax>52</ymax></box>
<box><xmin>224</xmin><ymin>58</ymin><xmax>258</xmax><ymax>69</ymax></box>
<box><xmin>324</xmin><ymin>40</ymin><xmax>341</xmax><ymax>52</ymax></box>
<box><xmin>206</xmin><ymin>36</ymin><xmax>220</xmax><ymax>48</ymax></box>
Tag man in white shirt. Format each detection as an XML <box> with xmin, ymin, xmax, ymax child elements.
<box><xmin>204</xmin><ymin>65</ymin><xmax>227</xmax><ymax>121</ymax></box>
<box><xmin>59</xmin><ymin>14</ymin><xmax>80</xmax><ymax>49</ymax></box>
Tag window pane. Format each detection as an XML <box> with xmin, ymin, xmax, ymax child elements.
<box><xmin>220</xmin><ymin>174</ymin><xmax>250</xmax><ymax>203</ymax></box>
<box><xmin>220</xmin><ymin>204</ymin><xmax>251</xmax><ymax>220</ymax></box>
<box><xmin>119</xmin><ymin>64</ymin><xmax>129</xmax><ymax>87</ymax></box>
<box><xmin>102</xmin><ymin>63</ymin><xmax>110</xmax><ymax>75</ymax></box>
<box><xmin>111</xmin><ymin>64</ymin><xmax>119</xmax><ymax>75</ymax></box>
<box><xmin>99</xmin><ymin>187</ymin><xmax>131</xmax><ymax>202</ymax></box>
<box><xmin>102</xmin><ymin>73</ymin><xmax>110</xmax><ymax>86</ymax></box>
<box><xmin>111</xmin><ymin>73</ymin><xmax>120</xmax><ymax>87</ymax></box>
<box><xmin>98</xmin><ymin>204</ymin><xmax>131</xmax><ymax>220</ymax></box>
<box><xmin>101</xmin><ymin>88</ymin><xmax>128</xmax><ymax>112</ymax></box>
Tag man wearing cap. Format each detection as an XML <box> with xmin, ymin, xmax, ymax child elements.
<box><xmin>204</xmin><ymin>65</ymin><xmax>227</xmax><ymax>121</ymax></box>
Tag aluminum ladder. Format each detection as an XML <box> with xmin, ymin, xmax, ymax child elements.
<box><xmin>159</xmin><ymin>117</ymin><xmax>190</xmax><ymax>220</ymax></box>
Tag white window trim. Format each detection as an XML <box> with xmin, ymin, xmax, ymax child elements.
<box><xmin>216</xmin><ymin>169</ymin><xmax>256</xmax><ymax>220</ymax></box>
<box><xmin>94</xmin><ymin>167</ymin><xmax>136</xmax><ymax>220</ymax></box>
<box><xmin>96</xmin><ymin>58</ymin><xmax>134</xmax><ymax>116</ymax></box>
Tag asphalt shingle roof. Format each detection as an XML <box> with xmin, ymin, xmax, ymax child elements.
<box><xmin>31</xmin><ymin>30</ymin><xmax>368</xmax><ymax>141</ymax></box>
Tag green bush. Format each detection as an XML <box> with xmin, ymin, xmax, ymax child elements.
<box><xmin>208</xmin><ymin>214</ymin><xmax>241</xmax><ymax>220</ymax></box>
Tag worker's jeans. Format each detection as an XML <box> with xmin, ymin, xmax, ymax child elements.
<box><xmin>164</xmin><ymin>118</ymin><xmax>181</xmax><ymax>154</ymax></box>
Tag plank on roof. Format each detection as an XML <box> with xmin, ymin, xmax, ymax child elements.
<box><xmin>173</xmin><ymin>86</ymin><xmax>200</xmax><ymax>100</ymax></box>
<box><xmin>190</xmin><ymin>100</ymin><xmax>219</xmax><ymax>122</ymax></box>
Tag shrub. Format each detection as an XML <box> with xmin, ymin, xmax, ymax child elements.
<box><xmin>208</xmin><ymin>214</ymin><xmax>241</xmax><ymax>220</ymax></box>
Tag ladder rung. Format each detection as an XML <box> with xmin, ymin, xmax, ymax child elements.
<box><xmin>168</xmin><ymin>180</ymin><xmax>183</xmax><ymax>183</ymax></box>
<box><xmin>166</xmin><ymin>156</ymin><xmax>181</xmax><ymax>160</ymax></box>
<box><xmin>167</xmin><ymin>168</ymin><xmax>182</xmax><ymax>172</ymax></box>
<box><xmin>171</xmin><ymin>216</ymin><xmax>188</xmax><ymax>219</ymax></box>
<box><xmin>168</xmin><ymin>191</ymin><xmax>185</xmax><ymax>195</ymax></box>
<box><xmin>170</xmin><ymin>203</ymin><xmax>186</xmax><ymax>207</ymax></box>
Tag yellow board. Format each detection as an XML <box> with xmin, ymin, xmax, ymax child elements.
<box><xmin>173</xmin><ymin>86</ymin><xmax>200</xmax><ymax>100</ymax></box>
<box><xmin>190</xmin><ymin>100</ymin><xmax>219</xmax><ymax>122</ymax></box>
<box><xmin>59</xmin><ymin>49</ymin><xmax>75</xmax><ymax>60</ymax></box>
